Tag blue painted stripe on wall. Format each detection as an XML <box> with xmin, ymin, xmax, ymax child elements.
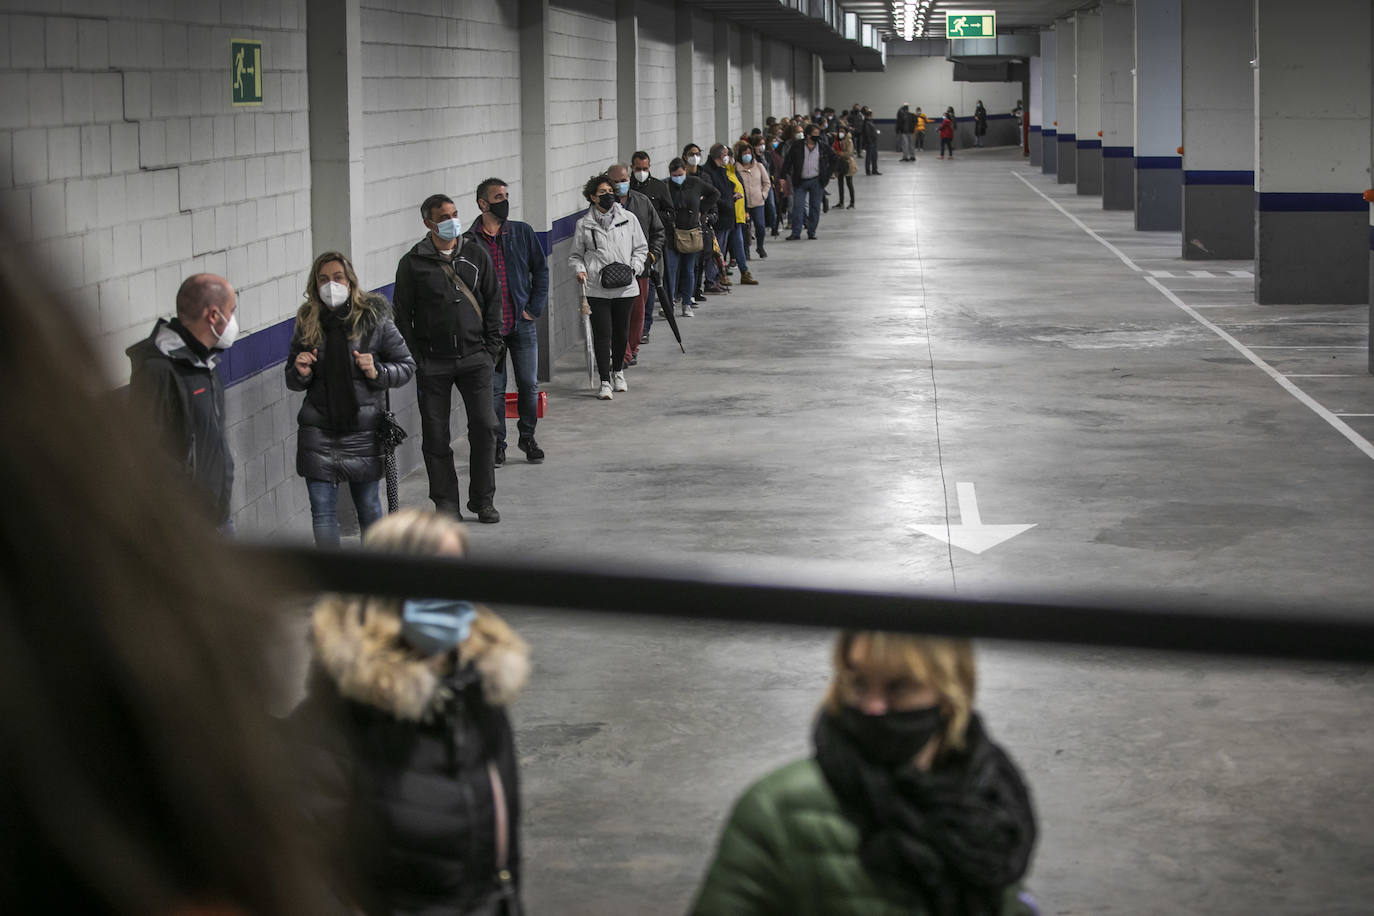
<box><xmin>1184</xmin><ymin>170</ymin><xmax>1253</xmax><ymax>186</ymax></box>
<box><xmin>1030</xmin><ymin>124</ymin><xmax>1041</xmax><ymax>133</ymax></box>
<box><xmin>1136</xmin><ymin>156</ymin><xmax>1182</xmax><ymax>170</ymax></box>
<box><xmin>1042</xmin><ymin>128</ymin><xmax>1057</xmax><ymax>138</ymax></box>
<box><xmin>1102</xmin><ymin>146</ymin><xmax>1134</xmax><ymax>158</ymax></box>
<box><xmin>1076</xmin><ymin>139</ymin><xmax>1102</xmax><ymax>150</ymax></box>
<box><xmin>218</xmin><ymin>316</ymin><xmax>295</xmax><ymax>388</ymax></box>
<box><xmin>1057</xmin><ymin>132</ymin><xmax>1077</xmax><ymax>143</ymax></box>
<box><xmin>1256</xmin><ymin>192</ymin><xmax>1368</xmax><ymax>213</ymax></box>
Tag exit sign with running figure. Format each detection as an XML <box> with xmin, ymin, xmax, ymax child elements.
<box><xmin>946</xmin><ymin>10</ymin><xmax>997</xmax><ymax>38</ymax></box>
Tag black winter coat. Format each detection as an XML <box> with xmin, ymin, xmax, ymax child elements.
<box><xmin>393</xmin><ymin>234</ymin><xmax>502</xmax><ymax>372</ymax></box>
<box><xmin>291</xmin><ymin>668</ymin><xmax>522</xmax><ymax>916</ymax></box>
<box><xmin>700</xmin><ymin>160</ymin><xmax>738</xmax><ymax>227</ymax></box>
<box><xmin>665</xmin><ymin>175</ymin><xmax>720</xmax><ymax>230</ymax></box>
<box><xmin>285</xmin><ymin>295</ymin><xmax>415</xmax><ymax>483</ymax></box>
<box><xmin>631</xmin><ymin>173</ymin><xmax>675</xmax><ymax>230</ymax></box>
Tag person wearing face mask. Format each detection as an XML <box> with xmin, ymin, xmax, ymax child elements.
<box><xmin>286</xmin><ymin>251</ymin><xmax>415</xmax><ymax>547</ymax></box>
<box><xmin>915</xmin><ymin>107</ymin><xmax>929</xmax><ymax>152</ymax></box>
<box><xmin>607</xmin><ymin>162</ymin><xmax>665</xmax><ymax>368</ymax></box>
<box><xmin>780</xmin><ymin>125</ymin><xmax>837</xmax><ymax>240</ymax></box>
<box><xmin>568</xmin><ymin>173</ymin><xmax>648</xmax><ymax>399</ymax></box>
<box><xmin>861</xmin><ymin>108</ymin><xmax>882</xmax><ymax>176</ymax></box>
<box><xmin>289</xmin><ymin>508</ymin><xmax>531</xmax><ymax>916</ymax></box>
<box><xmin>662</xmin><ymin>156</ymin><xmax>718</xmax><ymax>319</ymax></box>
<box><xmin>691</xmin><ymin>632</ymin><xmax>1039</xmax><ymax>916</ymax></box>
<box><xmin>126</xmin><ymin>272</ymin><xmax>240</xmax><ymax>529</ymax></box>
<box><xmin>734</xmin><ymin>140</ymin><xmax>771</xmax><ymax>261</ymax></box>
<box><xmin>629</xmin><ymin>151</ymin><xmax>674</xmax><ymax>344</ymax></box>
<box><xmin>759</xmin><ymin>137</ymin><xmax>785</xmax><ymax>239</ymax></box>
<box><xmin>394</xmin><ymin>193</ymin><xmax>504</xmax><ymax>525</ymax></box>
<box><xmin>469</xmin><ymin>178</ymin><xmax>549</xmax><ymax>469</ymax></box>
<box><xmin>682</xmin><ymin>143</ymin><xmax>716</xmax><ymax>301</ymax></box>
<box><xmin>897</xmin><ymin>103</ymin><xmax>917</xmax><ymax>161</ymax></box>
<box><xmin>832</xmin><ymin>127</ymin><xmax>858</xmax><ymax>209</ymax></box>
<box><xmin>701</xmin><ymin>144</ymin><xmax>755</xmax><ymax>286</ymax></box>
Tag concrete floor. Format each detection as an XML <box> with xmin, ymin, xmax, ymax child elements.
<box><xmin>287</xmin><ymin>146</ymin><xmax>1374</xmax><ymax>914</ymax></box>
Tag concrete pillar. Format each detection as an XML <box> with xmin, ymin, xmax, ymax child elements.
<box><xmin>1178</xmin><ymin>0</ymin><xmax>1254</xmax><ymax>259</ymax></box>
<box><xmin>1255</xmin><ymin>0</ymin><xmax>1371</xmax><ymax>304</ymax></box>
<box><xmin>305</xmin><ymin>0</ymin><xmax>365</xmax><ymax>259</ymax></box>
<box><xmin>675</xmin><ymin>4</ymin><xmax>694</xmax><ymax>150</ymax></box>
<box><xmin>1370</xmin><ymin>57</ymin><xmax>1374</xmax><ymax>357</ymax></box>
<box><xmin>1100</xmin><ymin>1</ymin><xmax>1135</xmax><ymax>210</ymax></box>
<box><xmin>518</xmin><ymin>0</ymin><xmax>551</xmax><ymax>379</ymax></box>
<box><xmin>615</xmin><ymin>0</ymin><xmax>639</xmax><ymax>166</ymax></box>
<box><xmin>740</xmin><ymin>30</ymin><xmax>757</xmax><ymax>133</ymax></box>
<box><xmin>760</xmin><ymin>39</ymin><xmax>774</xmax><ymax>121</ymax></box>
<box><xmin>1055</xmin><ymin>19</ymin><xmax>1077</xmax><ymax>184</ymax></box>
<box><xmin>1029</xmin><ymin>55</ymin><xmax>1043</xmax><ymax>167</ymax></box>
<box><xmin>1134</xmin><ymin>0</ymin><xmax>1182</xmax><ymax>230</ymax></box>
<box><xmin>1041</xmin><ymin>27</ymin><xmax>1058</xmax><ymax>174</ymax></box>
<box><xmin>713</xmin><ymin>18</ymin><xmax>730</xmax><ymax>142</ymax></box>
<box><xmin>1075</xmin><ymin>11</ymin><xmax>1103</xmax><ymax>195</ymax></box>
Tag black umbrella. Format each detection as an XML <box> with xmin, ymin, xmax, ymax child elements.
<box><xmin>653</xmin><ymin>268</ymin><xmax>685</xmax><ymax>353</ymax></box>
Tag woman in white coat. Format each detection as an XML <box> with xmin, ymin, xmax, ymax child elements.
<box><xmin>569</xmin><ymin>172</ymin><xmax>648</xmax><ymax>400</ymax></box>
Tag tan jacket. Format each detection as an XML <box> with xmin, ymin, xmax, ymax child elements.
<box><xmin>735</xmin><ymin>160</ymin><xmax>771</xmax><ymax>208</ymax></box>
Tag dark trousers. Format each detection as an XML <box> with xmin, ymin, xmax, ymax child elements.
<box><xmin>625</xmin><ymin>277</ymin><xmax>648</xmax><ymax>362</ymax></box>
<box><xmin>491</xmin><ymin>321</ymin><xmax>538</xmax><ymax>447</ymax></box>
<box><xmin>836</xmin><ymin>174</ymin><xmax>854</xmax><ymax>206</ymax></box>
<box><xmin>941</xmin><ymin>137</ymin><xmax>954</xmax><ymax>157</ymax></box>
<box><xmin>864</xmin><ymin>144</ymin><xmax>879</xmax><ymax>174</ymax></box>
<box><xmin>588</xmin><ymin>295</ymin><xmax>632</xmax><ymax>381</ymax></box>
<box><xmin>416</xmin><ymin>353</ymin><xmax>498</xmax><ymax>512</ymax></box>
<box><xmin>915</xmin><ymin>130</ymin><xmax>926</xmax><ymax>150</ymax></box>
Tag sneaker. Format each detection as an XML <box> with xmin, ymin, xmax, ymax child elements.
<box><xmin>679</xmin><ymin>305</ymin><xmax>693</xmax><ymax>317</ymax></box>
<box><xmin>612</xmin><ymin>370</ymin><xmax>628</xmax><ymax>392</ymax></box>
<box><xmin>495</xmin><ymin>443</ymin><xmax>506</xmax><ymax>468</ymax></box>
<box><xmin>847</xmin><ymin>203</ymin><xmax>855</xmax><ymax>209</ymax></box>
<box><xmin>756</xmin><ymin>249</ymin><xmax>767</xmax><ymax>259</ymax></box>
<box><xmin>807</xmin><ymin>234</ymin><xmax>817</xmax><ymax>240</ymax></box>
<box><xmin>597</xmin><ymin>381</ymin><xmax>613</xmax><ymax>399</ymax></box>
<box><xmin>465</xmin><ymin>501</ymin><xmax>501</xmax><ymax>524</ymax></box>
<box><xmin>626</xmin><ymin>353</ymin><xmax>638</xmax><ymax>367</ymax></box>
<box><xmin>786</xmin><ymin>234</ymin><xmax>801</xmax><ymax>241</ymax></box>
<box><xmin>693</xmin><ymin>293</ymin><xmax>707</xmax><ymax>304</ymax></box>
<box><xmin>640</xmin><ymin>331</ymin><xmax>650</xmax><ymax>344</ymax></box>
<box><xmin>704</xmin><ymin>284</ymin><xmax>727</xmax><ymax>295</ymax></box>
<box><xmin>517</xmin><ymin>436</ymin><xmax>544</xmax><ymax>463</ymax></box>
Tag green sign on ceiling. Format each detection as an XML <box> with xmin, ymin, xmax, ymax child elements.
<box><xmin>946</xmin><ymin>10</ymin><xmax>997</xmax><ymax>38</ymax></box>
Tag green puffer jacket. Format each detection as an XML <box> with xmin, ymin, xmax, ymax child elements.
<box><xmin>689</xmin><ymin>759</ymin><xmax>1037</xmax><ymax>916</ymax></box>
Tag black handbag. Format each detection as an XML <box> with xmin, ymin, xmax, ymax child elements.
<box><xmin>599</xmin><ymin>261</ymin><xmax>634</xmax><ymax>289</ymax></box>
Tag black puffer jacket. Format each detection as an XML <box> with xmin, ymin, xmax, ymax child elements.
<box><xmin>700</xmin><ymin>160</ymin><xmax>738</xmax><ymax>227</ymax></box>
<box><xmin>285</xmin><ymin>294</ymin><xmax>415</xmax><ymax>483</ymax></box>
<box><xmin>666</xmin><ymin>174</ymin><xmax>721</xmax><ymax>230</ymax></box>
<box><xmin>290</xmin><ymin>599</ymin><xmax>530</xmax><ymax>916</ymax></box>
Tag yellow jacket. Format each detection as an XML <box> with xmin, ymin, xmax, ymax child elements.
<box><xmin>915</xmin><ymin>112</ymin><xmax>928</xmax><ymax>132</ymax></box>
<box><xmin>725</xmin><ymin>164</ymin><xmax>747</xmax><ymax>224</ymax></box>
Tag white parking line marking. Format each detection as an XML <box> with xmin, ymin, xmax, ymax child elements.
<box><xmin>1011</xmin><ymin>172</ymin><xmax>1143</xmax><ymax>272</ymax></box>
<box><xmin>1282</xmin><ymin>374</ymin><xmax>1365</xmax><ymax>378</ymax></box>
<box><xmin>1248</xmin><ymin>346</ymin><xmax>1365</xmax><ymax>350</ymax></box>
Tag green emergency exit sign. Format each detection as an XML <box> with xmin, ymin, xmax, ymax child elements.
<box><xmin>946</xmin><ymin>10</ymin><xmax>996</xmax><ymax>38</ymax></box>
<box><xmin>231</xmin><ymin>39</ymin><xmax>262</xmax><ymax>106</ymax></box>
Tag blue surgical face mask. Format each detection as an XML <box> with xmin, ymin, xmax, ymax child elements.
<box><xmin>740</xmin><ymin>153</ymin><xmax>752</xmax><ymax>164</ymax></box>
<box><xmin>433</xmin><ymin>217</ymin><xmax>462</xmax><ymax>241</ymax></box>
<box><xmin>400</xmin><ymin>598</ymin><xmax>478</xmax><ymax>656</ymax></box>
<box><xmin>614</xmin><ymin>180</ymin><xmax>629</xmax><ymax>196</ymax></box>
<box><xmin>670</xmin><ymin>174</ymin><xmax>686</xmax><ymax>185</ymax></box>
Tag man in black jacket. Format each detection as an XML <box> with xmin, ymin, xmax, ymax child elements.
<box><xmin>861</xmin><ymin>108</ymin><xmax>881</xmax><ymax>175</ymax></box>
<box><xmin>126</xmin><ymin>273</ymin><xmax>238</xmax><ymax>529</ymax></box>
<box><xmin>609</xmin><ymin>162</ymin><xmax>664</xmax><ymax>366</ymax></box>
<box><xmin>780</xmin><ymin>124</ymin><xmax>837</xmax><ymax>241</ymax></box>
<box><xmin>630</xmin><ymin>150</ymin><xmax>673</xmax><ymax>342</ymax></box>
<box><xmin>394</xmin><ymin>193</ymin><xmax>503</xmax><ymax>524</ymax></box>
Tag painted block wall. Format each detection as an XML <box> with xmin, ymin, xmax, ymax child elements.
<box><xmin>769</xmin><ymin>40</ymin><xmax>792</xmax><ymax>116</ymax></box>
<box><xmin>0</xmin><ymin>0</ymin><xmax>313</xmax><ymax>536</ymax></box>
<box><xmin>635</xmin><ymin>0</ymin><xmax>678</xmax><ymax>166</ymax></box>
<box><xmin>726</xmin><ymin>24</ymin><xmax>742</xmax><ymax>135</ymax></box>
<box><xmin>690</xmin><ymin>10</ymin><xmax>714</xmax><ymax>145</ymax></box>
<box><xmin>824</xmin><ymin>57</ymin><xmax>1022</xmax><ymax>139</ymax></box>
<box><xmin>548</xmin><ymin>1</ymin><xmax>617</xmax><ymax>217</ymax></box>
<box><xmin>359</xmin><ymin>0</ymin><xmax>522</xmax><ymax>287</ymax></box>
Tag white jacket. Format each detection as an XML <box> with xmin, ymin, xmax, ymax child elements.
<box><xmin>568</xmin><ymin>203</ymin><xmax>648</xmax><ymax>300</ymax></box>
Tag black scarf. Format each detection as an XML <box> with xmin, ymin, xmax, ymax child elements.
<box><xmin>318</xmin><ymin>305</ymin><xmax>359</xmax><ymax>430</ymax></box>
<box><xmin>813</xmin><ymin>711</ymin><xmax>1036</xmax><ymax>916</ymax></box>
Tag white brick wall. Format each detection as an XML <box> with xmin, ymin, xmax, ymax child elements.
<box><xmin>546</xmin><ymin>0</ymin><xmax>617</xmax><ymax>219</ymax></box>
<box><xmin>636</xmin><ymin>0</ymin><xmax>678</xmax><ymax>167</ymax></box>
<box><xmin>726</xmin><ymin>24</ymin><xmax>742</xmax><ymax>135</ymax></box>
<box><xmin>770</xmin><ymin>40</ymin><xmax>793</xmax><ymax>118</ymax></box>
<box><xmin>359</xmin><ymin>0</ymin><xmax>522</xmax><ymax>288</ymax></box>
<box><xmin>690</xmin><ymin>11</ymin><xmax>714</xmax><ymax>145</ymax></box>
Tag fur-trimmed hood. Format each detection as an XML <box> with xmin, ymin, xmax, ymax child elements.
<box><xmin>309</xmin><ymin>596</ymin><xmax>530</xmax><ymax>722</ymax></box>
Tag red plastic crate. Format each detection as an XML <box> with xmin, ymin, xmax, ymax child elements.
<box><xmin>505</xmin><ymin>391</ymin><xmax>547</xmax><ymax>419</ymax></box>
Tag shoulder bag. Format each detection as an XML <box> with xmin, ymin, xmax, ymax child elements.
<box><xmin>590</xmin><ymin>222</ymin><xmax>635</xmax><ymax>289</ymax></box>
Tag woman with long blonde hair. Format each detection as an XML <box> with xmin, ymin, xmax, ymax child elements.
<box><xmin>692</xmin><ymin>632</ymin><xmax>1039</xmax><ymax>916</ymax></box>
<box><xmin>286</xmin><ymin>251</ymin><xmax>414</xmax><ymax>546</ymax></box>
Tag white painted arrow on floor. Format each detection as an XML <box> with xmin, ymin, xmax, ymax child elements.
<box><xmin>913</xmin><ymin>483</ymin><xmax>1036</xmax><ymax>555</ymax></box>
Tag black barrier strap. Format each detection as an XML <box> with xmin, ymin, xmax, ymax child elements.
<box><xmin>240</xmin><ymin>545</ymin><xmax>1374</xmax><ymax>665</ymax></box>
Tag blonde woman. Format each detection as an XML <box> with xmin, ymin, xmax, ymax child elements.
<box><xmin>290</xmin><ymin>509</ymin><xmax>531</xmax><ymax>915</ymax></box>
<box><xmin>286</xmin><ymin>251</ymin><xmax>415</xmax><ymax>546</ymax></box>
<box><xmin>691</xmin><ymin>632</ymin><xmax>1039</xmax><ymax>916</ymax></box>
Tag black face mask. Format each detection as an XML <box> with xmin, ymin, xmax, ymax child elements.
<box><xmin>596</xmin><ymin>192</ymin><xmax>615</xmax><ymax>211</ymax></box>
<box><xmin>487</xmin><ymin>199</ymin><xmax>509</xmax><ymax>221</ymax></box>
<box><xmin>835</xmin><ymin>704</ymin><xmax>945</xmax><ymax>769</ymax></box>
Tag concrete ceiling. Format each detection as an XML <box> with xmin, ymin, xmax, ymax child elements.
<box><xmin>843</xmin><ymin>0</ymin><xmax>1098</xmax><ymax>40</ymax></box>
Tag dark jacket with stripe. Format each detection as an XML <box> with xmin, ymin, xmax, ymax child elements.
<box><xmin>393</xmin><ymin>234</ymin><xmax>502</xmax><ymax>374</ymax></box>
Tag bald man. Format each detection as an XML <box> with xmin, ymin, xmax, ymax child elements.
<box><xmin>127</xmin><ymin>273</ymin><xmax>239</xmax><ymax>528</ymax></box>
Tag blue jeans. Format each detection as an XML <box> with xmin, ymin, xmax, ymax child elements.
<box><xmin>789</xmin><ymin>177</ymin><xmax>822</xmax><ymax>238</ymax></box>
<box><xmin>307</xmin><ymin>478</ymin><xmax>383</xmax><ymax>547</ymax></box>
<box><xmin>665</xmin><ymin>247</ymin><xmax>695</xmax><ymax>306</ymax></box>
<box><xmin>492</xmin><ymin>320</ymin><xmax>539</xmax><ymax>446</ymax></box>
<box><xmin>717</xmin><ymin>223</ymin><xmax>747</xmax><ymax>273</ymax></box>
<box><xmin>748</xmin><ymin>205</ymin><xmax>766</xmax><ymax>253</ymax></box>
